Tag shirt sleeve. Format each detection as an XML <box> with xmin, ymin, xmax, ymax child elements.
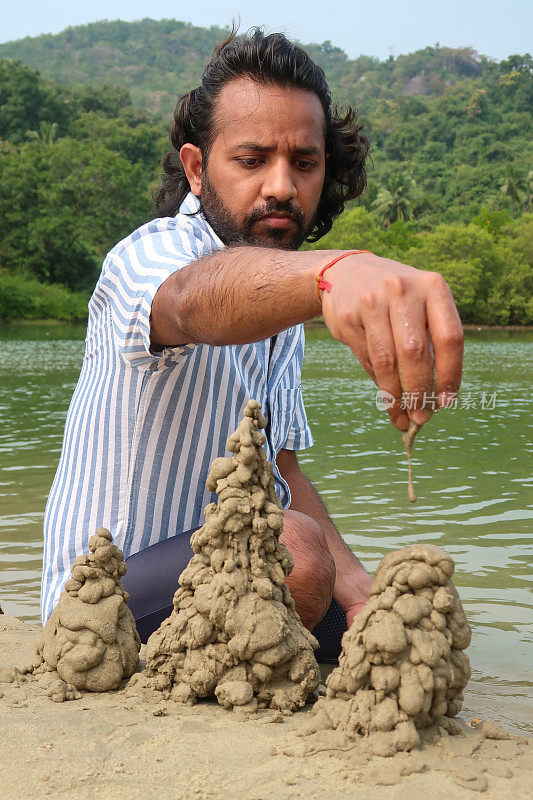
<box><xmin>282</xmin><ymin>383</ymin><xmax>315</xmax><ymax>451</ymax></box>
<box><xmin>101</xmin><ymin>220</ymin><xmax>214</xmax><ymax>368</ymax></box>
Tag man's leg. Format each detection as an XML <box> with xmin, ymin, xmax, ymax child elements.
<box><xmin>280</xmin><ymin>509</ymin><xmax>336</xmax><ymax>630</ymax></box>
<box><xmin>280</xmin><ymin>509</ymin><xmax>348</xmax><ymax>661</ymax></box>
<box><xmin>123</xmin><ymin>531</ymin><xmax>196</xmax><ymax>642</ymax></box>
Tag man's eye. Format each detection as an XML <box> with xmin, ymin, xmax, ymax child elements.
<box><xmin>237</xmin><ymin>158</ymin><xmax>262</xmax><ymax>167</ymax></box>
<box><xmin>297</xmin><ymin>160</ymin><xmax>316</xmax><ymax>170</ymax></box>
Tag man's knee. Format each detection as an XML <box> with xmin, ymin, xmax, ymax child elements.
<box><xmin>280</xmin><ymin>510</ymin><xmax>335</xmax><ymax>630</ymax></box>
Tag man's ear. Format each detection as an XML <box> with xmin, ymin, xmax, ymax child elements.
<box><xmin>180</xmin><ymin>144</ymin><xmax>202</xmax><ymax>196</ymax></box>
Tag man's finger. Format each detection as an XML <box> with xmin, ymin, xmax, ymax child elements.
<box><xmin>342</xmin><ymin>321</ymin><xmax>410</xmax><ymax>431</ymax></box>
<box><xmin>425</xmin><ymin>273</ymin><xmax>464</xmax><ymax>406</ymax></box>
<box><xmin>322</xmin><ymin>306</ymin><xmax>381</xmax><ymax>386</ymax></box>
<box><xmin>359</xmin><ymin>315</ymin><xmax>410</xmax><ymax>430</ymax></box>
<box><xmin>340</xmin><ymin>322</ymin><xmax>377</xmax><ymax>383</ymax></box>
<box><xmin>388</xmin><ymin>298</ymin><xmax>434</xmax><ymax>425</ymax></box>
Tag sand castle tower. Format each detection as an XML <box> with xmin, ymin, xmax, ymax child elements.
<box><xmin>142</xmin><ymin>399</ymin><xmax>320</xmax><ymax>712</ymax></box>
<box><xmin>308</xmin><ymin>544</ymin><xmax>471</xmax><ymax>755</ymax></box>
<box><xmin>30</xmin><ymin>527</ymin><xmax>140</xmax><ymax>698</ymax></box>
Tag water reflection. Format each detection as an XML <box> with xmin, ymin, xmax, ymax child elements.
<box><xmin>0</xmin><ymin>324</ymin><xmax>531</xmax><ymax>732</ymax></box>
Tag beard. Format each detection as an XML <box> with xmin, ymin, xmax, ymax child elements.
<box><xmin>199</xmin><ymin>169</ymin><xmax>317</xmax><ymax>251</ymax></box>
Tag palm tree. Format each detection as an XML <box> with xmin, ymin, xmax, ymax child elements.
<box><xmin>372</xmin><ymin>175</ymin><xmax>420</xmax><ymax>229</ymax></box>
<box><xmin>500</xmin><ymin>170</ymin><xmax>524</xmax><ymax>219</ymax></box>
<box><xmin>25</xmin><ymin>121</ymin><xmax>58</xmax><ymax>146</ymax></box>
<box><xmin>522</xmin><ymin>171</ymin><xmax>533</xmax><ymax>215</ymax></box>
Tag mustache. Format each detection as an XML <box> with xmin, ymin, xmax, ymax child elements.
<box><xmin>245</xmin><ymin>202</ymin><xmax>305</xmax><ymax>227</ymax></box>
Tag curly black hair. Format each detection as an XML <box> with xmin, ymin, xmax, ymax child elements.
<box><xmin>155</xmin><ymin>27</ymin><xmax>370</xmax><ymax>242</ymax></box>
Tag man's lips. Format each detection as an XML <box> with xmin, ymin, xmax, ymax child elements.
<box><xmin>259</xmin><ymin>214</ymin><xmax>296</xmax><ymax>229</ymax></box>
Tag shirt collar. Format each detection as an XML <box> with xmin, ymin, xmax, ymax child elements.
<box><xmin>178</xmin><ymin>191</ymin><xmax>225</xmax><ymax>250</ymax></box>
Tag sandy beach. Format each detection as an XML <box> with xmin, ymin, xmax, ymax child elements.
<box><xmin>1</xmin><ymin>614</ymin><xmax>531</xmax><ymax>800</ymax></box>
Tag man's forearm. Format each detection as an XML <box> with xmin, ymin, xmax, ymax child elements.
<box><xmin>152</xmin><ymin>241</ymin><xmax>463</xmax><ymax>434</ymax></box>
<box><xmin>152</xmin><ymin>245</ymin><xmax>347</xmax><ymax>347</ymax></box>
<box><xmin>284</xmin><ymin>462</ymin><xmax>373</xmax><ymax>614</ymax></box>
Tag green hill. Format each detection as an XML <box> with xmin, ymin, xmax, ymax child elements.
<box><xmin>0</xmin><ymin>19</ymin><xmax>501</xmax><ymax>117</ymax></box>
<box><xmin>0</xmin><ymin>19</ymin><xmax>226</xmax><ymax>117</ymax></box>
<box><xmin>0</xmin><ymin>20</ymin><xmax>532</xmax><ymax>323</ymax></box>
<box><xmin>0</xmin><ymin>19</ymin><xmax>531</xmax><ymax>224</ymax></box>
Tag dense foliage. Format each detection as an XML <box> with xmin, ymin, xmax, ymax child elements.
<box><xmin>0</xmin><ymin>20</ymin><xmax>226</xmax><ymax>116</ymax></box>
<box><xmin>304</xmin><ymin>209</ymin><xmax>533</xmax><ymax>324</ymax></box>
<box><xmin>0</xmin><ymin>20</ymin><xmax>531</xmax><ymax>322</ymax></box>
<box><xmin>0</xmin><ymin>58</ymin><xmax>164</xmax><ymax>310</ymax></box>
<box><xmin>0</xmin><ymin>273</ymin><xmax>89</xmax><ymax>320</ymax></box>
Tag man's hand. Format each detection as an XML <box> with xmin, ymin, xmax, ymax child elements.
<box><xmin>320</xmin><ymin>253</ymin><xmax>464</xmax><ymax>431</ymax></box>
<box><xmin>334</xmin><ymin>567</ymin><xmax>374</xmax><ymax>629</ymax></box>
<box><xmin>278</xmin><ymin>449</ymin><xmax>375</xmax><ymax>630</ymax></box>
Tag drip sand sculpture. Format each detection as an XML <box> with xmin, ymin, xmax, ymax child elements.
<box><xmin>306</xmin><ymin>543</ymin><xmax>471</xmax><ymax>756</ymax></box>
<box><xmin>402</xmin><ymin>420</ymin><xmax>422</xmax><ymax>503</ymax></box>
<box><xmin>27</xmin><ymin>527</ymin><xmax>140</xmax><ymax>700</ymax></box>
<box><xmin>134</xmin><ymin>399</ymin><xmax>320</xmax><ymax>712</ymax></box>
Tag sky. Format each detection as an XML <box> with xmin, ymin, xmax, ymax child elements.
<box><xmin>1</xmin><ymin>0</ymin><xmax>532</xmax><ymax>61</ymax></box>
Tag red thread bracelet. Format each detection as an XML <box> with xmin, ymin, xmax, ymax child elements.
<box><xmin>316</xmin><ymin>250</ymin><xmax>373</xmax><ymax>301</ymax></box>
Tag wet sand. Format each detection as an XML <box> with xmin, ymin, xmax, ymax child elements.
<box><xmin>1</xmin><ymin>614</ymin><xmax>531</xmax><ymax>800</ymax></box>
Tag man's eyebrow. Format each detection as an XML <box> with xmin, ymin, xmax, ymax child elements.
<box><xmin>234</xmin><ymin>142</ymin><xmax>322</xmax><ymax>156</ymax></box>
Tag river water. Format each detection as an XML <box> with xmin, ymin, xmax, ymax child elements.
<box><xmin>0</xmin><ymin>322</ymin><xmax>531</xmax><ymax>732</ymax></box>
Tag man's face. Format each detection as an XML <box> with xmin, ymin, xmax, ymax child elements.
<box><xmin>198</xmin><ymin>78</ymin><xmax>327</xmax><ymax>250</ymax></box>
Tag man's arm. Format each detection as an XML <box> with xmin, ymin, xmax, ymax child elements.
<box><xmin>151</xmin><ymin>245</ymin><xmax>463</xmax><ymax>431</ymax></box>
<box><xmin>276</xmin><ymin>448</ymin><xmax>373</xmax><ymax>627</ymax></box>
<box><xmin>151</xmin><ymin>245</ymin><xmax>327</xmax><ymax>345</ymax></box>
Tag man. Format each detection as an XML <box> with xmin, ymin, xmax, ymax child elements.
<box><xmin>41</xmin><ymin>30</ymin><xmax>463</xmax><ymax>658</ymax></box>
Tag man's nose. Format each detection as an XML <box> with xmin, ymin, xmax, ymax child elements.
<box><xmin>260</xmin><ymin>159</ymin><xmax>297</xmax><ymax>203</ymax></box>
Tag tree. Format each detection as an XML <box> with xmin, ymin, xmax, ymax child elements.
<box><xmin>0</xmin><ymin>137</ymin><xmax>152</xmax><ymax>289</ymax></box>
<box><xmin>499</xmin><ymin>214</ymin><xmax>533</xmax><ymax>266</ymax></box>
<box><xmin>69</xmin><ymin>111</ymin><xmax>165</xmax><ymax>174</ymax></box>
<box><xmin>303</xmin><ymin>206</ymin><xmax>384</xmax><ymax>251</ymax></box>
<box><xmin>0</xmin><ymin>59</ymin><xmax>67</xmax><ymax>142</ymax></box>
<box><xmin>522</xmin><ymin>170</ymin><xmax>533</xmax><ymax>214</ymax></box>
<box><xmin>485</xmin><ymin>213</ymin><xmax>533</xmax><ymax>324</ymax></box>
<box><xmin>486</xmin><ymin>262</ymin><xmax>533</xmax><ymax>324</ymax></box>
<box><xmin>404</xmin><ymin>223</ymin><xmax>505</xmax><ymax>322</ymax></box>
<box><xmin>500</xmin><ymin>169</ymin><xmax>525</xmax><ymax>218</ymax></box>
<box><xmin>372</xmin><ymin>175</ymin><xmax>421</xmax><ymax>228</ymax></box>
<box><xmin>1</xmin><ymin>34</ymin><xmax>532</xmax><ymax>323</ymax></box>
<box><xmin>25</xmin><ymin>120</ymin><xmax>58</xmax><ymax>145</ymax></box>
<box><xmin>471</xmin><ymin>207</ymin><xmax>512</xmax><ymax>236</ymax></box>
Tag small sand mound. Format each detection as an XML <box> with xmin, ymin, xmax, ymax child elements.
<box><xmin>133</xmin><ymin>399</ymin><xmax>320</xmax><ymax>712</ymax></box>
<box><xmin>27</xmin><ymin>527</ymin><xmax>140</xmax><ymax>700</ymax></box>
<box><xmin>308</xmin><ymin>543</ymin><xmax>471</xmax><ymax>755</ymax></box>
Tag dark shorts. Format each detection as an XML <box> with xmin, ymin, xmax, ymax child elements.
<box><xmin>123</xmin><ymin>529</ymin><xmax>347</xmax><ymax>663</ymax></box>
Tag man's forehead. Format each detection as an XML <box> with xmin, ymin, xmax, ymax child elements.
<box><xmin>212</xmin><ymin>78</ymin><xmax>326</xmax><ymax>149</ymax></box>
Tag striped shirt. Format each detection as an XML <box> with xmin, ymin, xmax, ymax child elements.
<box><xmin>41</xmin><ymin>191</ymin><xmax>314</xmax><ymax>623</ymax></box>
